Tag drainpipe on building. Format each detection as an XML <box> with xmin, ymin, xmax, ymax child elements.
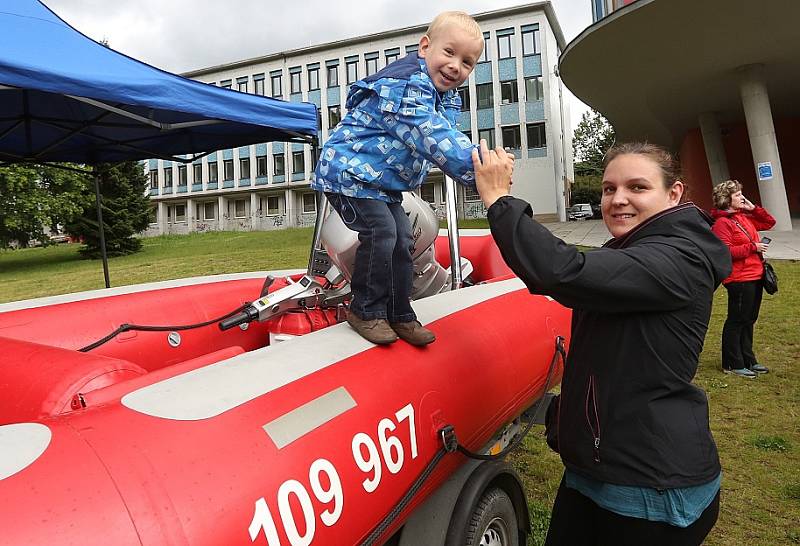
<box><xmin>554</xmin><ymin>67</ymin><xmax>568</xmax><ymax>222</ymax></box>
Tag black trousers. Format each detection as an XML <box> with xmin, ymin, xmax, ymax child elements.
<box><xmin>721</xmin><ymin>280</ymin><xmax>763</xmax><ymax>370</ymax></box>
<box><xmin>544</xmin><ymin>478</ymin><xmax>720</xmax><ymax>546</ymax></box>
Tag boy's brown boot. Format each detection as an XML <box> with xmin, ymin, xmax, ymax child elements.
<box><xmin>390</xmin><ymin>321</ymin><xmax>435</xmax><ymax>346</ymax></box>
<box><xmin>347</xmin><ymin>313</ymin><xmax>398</xmax><ymax>345</ymax></box>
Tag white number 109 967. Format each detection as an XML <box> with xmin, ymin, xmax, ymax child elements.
<box><xmin>249</xmin><ymin>403</ymin><xmax>418</xmax><ymax>545</ymax></box>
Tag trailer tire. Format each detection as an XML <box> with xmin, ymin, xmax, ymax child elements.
<box><xmin>465</xmin><ymin>487</ymin><xmax>519</xmax><ymax>546</ymax></box>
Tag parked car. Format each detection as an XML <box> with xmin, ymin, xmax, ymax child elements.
<box><xmin>568</xmin><ymin>203</ymin><xmax>594</xmax><ymax>221</ymax></box>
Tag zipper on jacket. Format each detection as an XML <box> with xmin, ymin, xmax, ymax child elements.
<box><xmin>585</xmin><ymin>374</ymin><xmax>601</xmax><ymax>463</ymax></box>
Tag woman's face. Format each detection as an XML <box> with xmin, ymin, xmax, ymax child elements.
<box><xmin>728</xmin><ymin>190</ymin><xmax>746</xmax><ymax>211</ymax></box>
<box><xmin>601</xmin><ymin>154</ymin><xmax>684</xmax><ymax>238</ymax></box>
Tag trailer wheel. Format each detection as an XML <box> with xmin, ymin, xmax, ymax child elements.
<box><xmin>465</xmin><ymin>487</ymin><xmax>519</xmax><ymax>546</ymax></box>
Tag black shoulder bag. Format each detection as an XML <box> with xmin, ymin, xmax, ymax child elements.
<box><xmin>733</xmin><ymin>219</ymin><xmax>778</xmax><ymax>295</ymax></box>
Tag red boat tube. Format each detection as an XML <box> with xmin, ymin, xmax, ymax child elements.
<box><xmin>0</xmin><ymin>234</ymin><xmax>570</xmax><ymax>546</ymax></box>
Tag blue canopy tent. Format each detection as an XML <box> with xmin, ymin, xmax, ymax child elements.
<box><xmin>0</xmin><ymin>0</ymin><xmax>319</xmax><ymax>286</ymax></box>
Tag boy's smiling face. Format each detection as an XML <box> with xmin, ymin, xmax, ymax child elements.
<box><xmin>418</xmin><ymin>24</ymin><xmax>484</xmax><ymax>93</ymax></box>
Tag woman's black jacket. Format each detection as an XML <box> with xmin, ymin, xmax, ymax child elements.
<box><xmin>487</xmin><ymin>198</ymin><xmax>732</xmax><ymax>488</ymax></box>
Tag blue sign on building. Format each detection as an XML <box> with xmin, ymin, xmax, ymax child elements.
<box><xmin>757</xmin><ymin>162</ymin><xmax>773</xmax><ymax>180</ymax></box>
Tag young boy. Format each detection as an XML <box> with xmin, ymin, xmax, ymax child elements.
<box><xmin>311</xmin><ymin>11</ymin><xmax>485</xmax><ymax>346</ymax></box>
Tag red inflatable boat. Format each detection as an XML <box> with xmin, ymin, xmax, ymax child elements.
<box><xmin>0</xmin><ymin>227</ymin><xmax>570</xmax><ymax>546</ymax></box>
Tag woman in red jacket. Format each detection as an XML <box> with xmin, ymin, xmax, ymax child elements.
<box><xmin>711</xmin><ymin>180</ymin><xmax>776</xmax><ymax>378</ymax></box>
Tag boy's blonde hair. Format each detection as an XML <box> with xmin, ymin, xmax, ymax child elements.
<box><xmin>426</xmin><ymin>11</ymin><xmax>483</xmax><ymax>44</ymax></box>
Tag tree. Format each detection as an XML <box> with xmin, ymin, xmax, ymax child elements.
<box><xmin>571</xmin><ymin>110</ymin><xmax>616</xmax><ymax>207</ymax></box>
<box><xmin>0</xmin><ymin>164</ymin><xmax>90</xmax><ymax>248</ymax></box>
<box><xmin>66</xmin><ymin>161</ymin><xmax>152</xmax><ymax>258</ymax></box>
<box><xmin>573</xmin><ymin>110</ymin><xmax>616</xmax><ymax>176</ymax></box>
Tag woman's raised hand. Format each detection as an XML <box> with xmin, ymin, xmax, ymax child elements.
<box><xmin>472</xmin><ymin>139</ymin><xmax>515</xmax><ymax>208</ymax></box>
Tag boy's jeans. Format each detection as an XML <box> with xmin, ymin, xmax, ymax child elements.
<box><xmin>325</xmin><ymin>193</ymin><xmax>416</xmax><ymax>323</ymax></box>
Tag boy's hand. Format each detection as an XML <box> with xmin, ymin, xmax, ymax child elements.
<box><xmin>473</xmin><ymin>139</ymin><xmax>515</xmax><ymax>208</ymax></box>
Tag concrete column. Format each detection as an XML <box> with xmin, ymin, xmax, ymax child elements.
<box><xmin>698</xmin><ymin>112</ymin><xmax>730</xmax><ymax>186</ymax></box>
<box><xmin>250</xmin><ymin>192</ymin><xmax>259</xmax><ymax>231</ymax></box>
<box><xmin>157</xmin><ymin>201</ymin><xmax>167</xmax><ymax>235</ymax></box>
<box><xmin>186</xmin><ymin>198</ymin><xmax>194</xmax><ymax>232</ymax></box>
<box><xmin>217</xmin><ymin>196</ymin><xmax>226</xmax><ymax>230</ymax></box>
<box><xmin>738</xmin><ymin>64</ymin><xmax>792</xmax><ymax>231</ymax></box>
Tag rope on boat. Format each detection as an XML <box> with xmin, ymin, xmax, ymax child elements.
<box><xmin>78</xmin><ymin>303</ymin><xmax>251</xmax><ymax>352</ymax></box>
<box><xmin>455</xmin><ymin>336</ymin><xmax>566</xmax><ymax>462</ymax></box>
<box><xmin>359</xmin><ymin>336</ymin><xmax>566</xmax><ymax>546</ymax></box>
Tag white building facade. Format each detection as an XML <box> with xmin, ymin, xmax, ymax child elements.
<box><xmin>144</xmin><ymin>2</ymin><xmax>572</xmax><ymax>236</ymax></box>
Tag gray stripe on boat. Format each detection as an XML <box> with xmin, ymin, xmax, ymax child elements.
<box><xmin>122</xmin><ymin>278</ymin><xmax>525</xmax><ymax>421</ymax></box>
<box><xmin>0</xmin><ymin>269</ymin><xmax>304</xmax><ymax>313</ymax></box>
<box><xmin>263</xmin><ymin>387</ymin><xmax>356</xmax><ymax>449</ymax></box>
<box><xmin>0</xmin><ymin>423</ymin><xmax>52</xmax><ymax>480</ymax></box>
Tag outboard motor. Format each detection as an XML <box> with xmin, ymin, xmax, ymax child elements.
<box><xmin>320</xmin><ymin>192</ymin><xmax>472</xmax><ymax>299</ymax></box>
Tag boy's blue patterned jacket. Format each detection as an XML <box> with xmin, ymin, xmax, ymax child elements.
<box><xmin>311</xmin><ymin>54</ymin><xmax>477</xmax><ymax>203</ymax></box>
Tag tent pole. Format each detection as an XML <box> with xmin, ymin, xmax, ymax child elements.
<box><xmin>93</xmin><ymin>171</ymin><xmax>111</xmax><ymax>288</ymax></box>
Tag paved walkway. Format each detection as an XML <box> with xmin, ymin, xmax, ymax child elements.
<box><xmin>540</xmin><ymin>218</ymin><xmax>800</xmax><ymax>260</ymax></box>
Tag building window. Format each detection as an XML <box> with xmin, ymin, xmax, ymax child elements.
<box><xmin>385</xmin><ymin>48</ymin><xmax>400</xmax><ymax>65</ymax></box>
<box><xmin>237</xmin><ymin>79</ymin><xmax>248</xmax><ymax>93</ymax></box>
<box><xmin>365</xmin><ymin>53</ymin><xmax>379</xmax><ymax>76</ymax></box>
<box><xmin>175</xmin><ymin>204</ymin><xmax>186</xmax><ymax>221</ymax></box>
<box><xmin>406</xmin><ymin>44</ymin><xmax>418</xmax><ymax>56</ymax></box>
<box><xmin>292</xmin><ymin>151</ymin><xmax>305</xmax><ymax>175</ymax></box>
<box><xmin>220</xmin><ymin>80</ymin><xmax>232</xmax><ymax>89</ymax></box>
<box><xmin>274</xmin><ymin>153</ymin><xmax>285</xmax><ymax>176</ymax></box>
<box><xmin>458</xmin><ymin>86</ymin><xmax>470</xmax><ymax>111</ymax></box>
<box><xmin>302</xmin><ymin>192</ymin><xmax>317</xmax><ymax>213</ymax></box>
<box><xmin>150</xmin><ymin>205</ymin><xmax>157</xmax><ymax>223</ymax></box>
<box><xmin>328</xmin><ymin>105</ymin><xmax>341</xmax><ymax>128</ymax></box>
<box><xmin>178</xmin><ymin>165</ymin><xmax>187</xmax><ymax>186</ymax></box>
<box><xmin>527</xmin><ymin>122</ymin><xmax>546</xmax><ymax>148</ymax></box>
<box><xmin>479</xmin><ymin>32</ymin><xmax>490</xmax><ymax>63</ymax></box>
<box><xmin>522</xmin><ymin>26</ymin><xmax>541</xmax><ymax>56</ymax></box>
<box><xmin>463</xmin><ymin>130</ymin><xmax>472</xmax><ymax>142</ymax></box>
<box><xmin>209</xmin><ymin>162</ymin><xmax>218</xmax><ymax>183</ymax></box>
<box><xmin>193</xmin><ymin>164</ymin><xmax>202</xmax><ymax>184</ymax></box>
<box><xmin>478</xmin><ymin>128</ymin><xmax>495</xmax><ymax>149</ymax></box>
<box><xmin>464</xmin><ymin>185</ymin><xmax>481</xmax><ymax>202</ymax></box>
<box><xmin>256</xmin><ymin>155</ymin><xmax>267</xmax><ymax>177</ymax></box>
<box><xmin>223</xmin><ymin>159</ymin><xmax>234</xmax><ymax>181</ymax></box>
<box><xmin>234</xmin><ymin>199</ymin><xmax>247</xmax><ymax>218</ymax></box>
<box><xmin>500</xmin><ymin>81</ymin><xmax>519</xmax><ymax>104</ymax></box>
<box><xmin>476</xmin><ymin>83</ymin><xmax>493</xmax><ymax>109</ymax></box>
<box><xmin>501</xmin><ymin>125</ymin><xmax>522</xmax><ymax>151</ymax></box>
<box><xmin>497</xmin><ymin>30</ymin><xmax>514</xmax><ymax>59</ymax></box>
<box><xmin>240</xmin><ymin>158</ymin><xmax>250</xmax><ymax>179</ymax></box>
<box><xmin>525</xmin><ymin>76</ymin><xmax>543</xmax><ymax>101</ymax></box>
<box><xmin>420</xmin><ymin>184</ymin><xmax>435</xmax><ymax>203</ymax></box>
<box><xmin>203</xmin><ymin>201</ymin><xmax>216</xmax><ymax>220</ymax></box>
<box><xmin>254</xmin><ymin>76</ymin><xmax>265</xmax><ymax>95</ymax></box>
<box><xmin>271</xmin><ymin>72</ymin><xmax>282</xmax><ymax>98</ymax></box>
<box><xmin>326</xmin><ymin>63</ymin><xmax>339</xmax><ymax>87</ymax></box>
<box><xmin>346</xmin><ymin>59</ymin><xmax>358</xmax><ymax>84</ymax></box>
<box><xmin>163</xmin><ymin>168</ymin><xmax>173</xmax><ymax>188</ymax></box>
<box><xmin>290</xmin><ymin>69</ymin><xmax>301</xmax><ymax>94</ymax></box>
<box><xmin>308</xmin><ymin>66</ymin><xmax>320</xmax><ymax>91</ymax></box>
<box><xmin>149</xmin><ymin>169</ymin><xmax>158</xmax><ymax>189</ymax></box>
<box><xmin>264</xmin><ymin>195</ymin><xmax>283</xmax><ymax>215</ymax></box>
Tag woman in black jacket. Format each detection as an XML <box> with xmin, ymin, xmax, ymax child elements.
<box><xmin>472</xmin><ymin>141</ymin><xmax>732</xmax><ymax>546</ymax></box>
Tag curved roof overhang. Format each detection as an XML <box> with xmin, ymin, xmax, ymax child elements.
<box><xmin>559</xmin><ymin>0</ymin><xmax>800</xmax><ymax>149</ymax></box>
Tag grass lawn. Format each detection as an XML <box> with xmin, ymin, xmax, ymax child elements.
<box><xmin>2</xmin><ymin>231</ymin><xmax>798</xmax><ymax>545</ymax></box>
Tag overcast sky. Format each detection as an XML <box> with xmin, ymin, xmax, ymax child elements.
<box><xmin>44</xmin><ymin>0</ymin><xmax>592</xmax><ymax>129</ymax></box>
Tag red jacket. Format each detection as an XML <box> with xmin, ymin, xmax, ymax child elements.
<box><xmin>711</xmin><ymin>206</ymin><xmax>776</xmax><ymax>284</ymax></box>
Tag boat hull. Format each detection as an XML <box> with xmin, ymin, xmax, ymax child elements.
<box><xmin>0</xmin><ymin>234</ymin><xmax>571</xmax><ymax>545</ymax></box>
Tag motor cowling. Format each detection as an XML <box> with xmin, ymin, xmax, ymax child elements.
<box><xmin>320</xmin><ymin>192</ymin><xmax>466</xmax><ymax>299</ymax></box>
